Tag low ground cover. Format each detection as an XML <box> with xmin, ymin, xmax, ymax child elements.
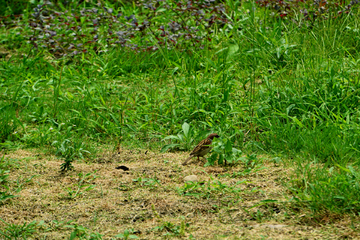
<box><xmin>1</xmin><ymin>0</ymin><xmax>360</xmax><ymax>238</ymax></box>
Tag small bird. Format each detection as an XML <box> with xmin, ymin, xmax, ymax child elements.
<box><xmin>182</xmin><ymin>133</ymin><xmax>220</xmax><ymax>166</ymax></box>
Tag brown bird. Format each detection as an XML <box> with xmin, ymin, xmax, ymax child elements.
<box><xmin>182</xmin><ymin>133</ymin><xmax>220</xmax><ymax>166</ymax></box>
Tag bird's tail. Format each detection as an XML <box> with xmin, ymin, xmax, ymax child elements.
<box><xmin>182</xmin><ymin>156</ymin><xmax>193</xmax><ymax>166</ymax></box>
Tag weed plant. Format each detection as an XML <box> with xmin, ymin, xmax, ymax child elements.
<box><xmin>0</xmin><ymin>155</ymin><xmax>19</xmax><ymax>203</ymax></box>
<box><xmin>1</xmin><ymin>0</ymin><xmax>360</xmax><ymax>215</ymax></box>
<box><xmin>62</xmin><ymin>171</ymin><xmax>97</xmax><ymax>199</ymax></box>
<box><xmin>114</xmin><ymin>228</ymin><xmax>139</xmax><ymax>239</ymax></box>
<box><xmin>0</xmin><ymin>218</ymin><xmax>41</xmax><ymax>239</ymax></box>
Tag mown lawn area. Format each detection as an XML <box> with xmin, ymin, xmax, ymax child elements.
<box><xmin>1</xmin><ymin>0</ymin><xmax>360</xmax><ymax>239</ymax></box>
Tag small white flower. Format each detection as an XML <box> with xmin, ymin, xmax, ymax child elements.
<box><xmin>49</xmin><ymin>127</ymin><xmax>53</xmax><ymax>131</ymax></box>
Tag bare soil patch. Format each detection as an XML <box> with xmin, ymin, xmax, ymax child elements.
<box><xmin>1</xmin><ymin>149</ymin><xmax>359</xmax><ymax>239</ymax></box>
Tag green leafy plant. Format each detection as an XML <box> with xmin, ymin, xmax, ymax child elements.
<box><xmin>254</xmin><ymin>209</ymin><xmax>264</xmax><ymax>222</ymax></box>
<box><xmin>63</xmin><ymin>171</ymin><xmax>97</xmax><ymax>199</ymax></box>
<box><xmin>114</xmin><ymin>229</ymin><xmax>139</xmax><ymax>239</ymax></box>
<box><xmin>207</xmin><ymin>137</ymin><xmax>242</xmax><ymax>166</ymax></box>
<box><xmin>65</xmin><ymin>223</ymin><xmax>103</xmax><ymax>240</ymax></box>
<box><xmin>132</xmin><ymin>176</ymin><xmax>161</xmax><ymax>189</ymax></box>
<box><xmin>0</xmin><ymin>105</ymin><xmax>19</xmax><ymax>145</ymax></box>
<box><xmin>0</xmin><ymin>218</ymin><xmax>43</xmax><ymax>239</ymax></box>
<box><xmin>290</xmin><ymin>164</ymin><xmax>360</xmax><ymax>213</ymax></box>
<box><xmin>0</xmin><ymin>184</ymin><xmax>16</xmax><ymax>203</ymax></box>
<box><xmin>0</xmin><ymin>155</ymin><xmax>18</xmax><ymax>203</ymax></box>
<box><xmin>152</xmin><ymin>221</ymin><xmax>186</xmax><ymax>237</ymax></box>
<box><xmin>0</xmin><ymin>168</ymin><xmax>15</xmax><ymax>202</ymax></box>
<box><xmin>176</xmin><ymin>179</ymin><xmax>244</xmax><ymax>201</ymax></box>
<box><xmin>54</xmin><ymin>138</ymin><xmax>91</xmax><ymax>172</ymax></box>
<box><xmin>217</xmin><ymin>154</ymin><xmax>265</xmax><ymax>178</ymax></box>
<box><xmin>161</xmin><ymin>122</ymin><xmax>196</xmax><ymax>152</ymax></box>
<box><xmin>13</xmin><ymin>174</ymin><xmax>36</xmax><ymax>195</ymax></box>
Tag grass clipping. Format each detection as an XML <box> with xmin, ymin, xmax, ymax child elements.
<box><xmin>0</xmin><ymin>149</ymin><xmax>359</xmax><ymax>239</ymax></box>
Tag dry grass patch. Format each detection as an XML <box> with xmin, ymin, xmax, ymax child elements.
<box><xmin>0</xmin><ymin>149</ymin><xmax>359</xmax><ymax>239</ymax></box>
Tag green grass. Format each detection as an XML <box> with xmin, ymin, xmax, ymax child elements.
<box><xmin>1</xmin><ymin>0</ymin><xmax>360</xmax><ymax>226</ymax></box>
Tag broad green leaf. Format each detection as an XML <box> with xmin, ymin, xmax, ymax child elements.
<box><xmin>182</xmin><ymin>122</ymin><xmax>190</xmax><ymax>138</ymax></box>
<box><xmin>225</xmin><ymin>140</ymin><xmax>232</xmax><ymax>152</ymax></box>
<box><xmin>227</xmin><ymin>44</ymin><xmax>239</xmax><ymax>60</ymax></box>
<box><xmin>160</xmin><ymin>143</ymin><xmax>180</xmax><ymax>153</ymax></box>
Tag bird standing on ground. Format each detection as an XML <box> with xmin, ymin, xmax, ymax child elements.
<box><xmin>182</xmin><ymin>133</ymin><xmax>220</xmax><ymax>166</ymax></box>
